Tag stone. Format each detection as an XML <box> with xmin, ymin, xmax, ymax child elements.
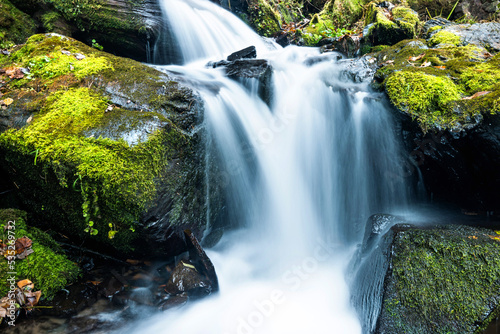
<box><xmin>227</xmin><ymin>46</ymin><xmax>257</xmax><ymax>61</ymax></box>
<box><xmin>184</xmin><ymin>229</ymin><xmax>219</xmax><ymax>293</ymax></box>
<box><xmin>165</xmin><ymin>260</ymin><xmax>213</xmax><ymax>298</ymax></box>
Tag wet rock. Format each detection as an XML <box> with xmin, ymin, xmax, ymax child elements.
<box><xmin>165</xmin><ymin>260</ymin><xmax>212</xmax><ymax>298</ymax></box>
<box><xmin>362</xmin><ymin>214</ymin><xmax>405</xmax><ymax>252</ymax></box>
<box><xmin>158</xmin><ymin>293</ymin><xmax>188</xmax><ymax>311</ymax></box>
<box><xmin>422</xmin><ymin>17</ymin><xmax>455</xmax><ymax>37</ymax></box>
<box><xmin>184</xmin><ymin>229</ymin><xmax>219</xmax><ymax>292</ymax></box>
<box><xmin>338</xmin><ymin>55</ymin><xmax>379</xmax><ymax>83</ymax></box>
<box><xmin>39</xmin><ymin>283</ymin><xmax>99</xmax><ymax>317</ymax></box>
<box><xmin>319</xmin><ymin>35</ymin><xmax>361</xmax><ymax>58</ymax></box>
<box><xmin>227</xmin><ymin>46</ymin><xmax>257</xmax><ymax>61</ymax></box>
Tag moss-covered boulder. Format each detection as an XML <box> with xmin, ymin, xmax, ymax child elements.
<box><xmin>0</xmin><ymin>34</ymin><xmax>213</xmax><ymax>257</ymax></box>
<box><xmin>0</xmin><ymin>209</ymin><xmax>80</xmax><ymax>299</ymax></box>
<box><xmin>362</xmin><ymin>1</ymin><xmax>420</xmax><ymax>48</ymax></box>
<box><xmin>8</xmin><ymin>0</ymin><xmax>161</xmax><ymax>62</ymax></box>
<box><xmin>0</xmin><ymin>0</ymin><xmax>36</xmax><ymax>49</ymax></box>
<box><xmin>376</xmin><ymin>224</ymin><xmax>500</xmax><ymax>333</ymax></box>
<box><xmin>370</xmin><ymin>35</ymin><xmax>499</xmax><ymax>132</ymax></box>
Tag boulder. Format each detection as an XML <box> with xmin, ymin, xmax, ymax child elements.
<box><xmin>0</xmin><ymin>34</ymin><xmax>220</xmax><ymax>258</ymax></box>
<box><xmin>427</xmin><ymin>21</ymin><xmax>500</xmax><ymax>52</ymax></box>
<box><xmin>165</xmin><ymin>260</ymin><xmax>212</xmax><ymax>298</ymax></box>
<box><xmin>374</xmin><ymin>224</ymin><xmax>500</xmax><ymax>333</ymax></box>
<box><xmin>8</xmin><ymin>0</ymin><xmax>162</xmax><ymax>62</ymax></box>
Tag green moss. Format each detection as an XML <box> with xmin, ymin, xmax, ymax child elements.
<box><xmin>247</xmin><ymin>0</ymin><xmax>282</xmax><ymax>37</ymax></box>
<box><xmin>392</xmin><ymin>6</ymin><xmax>420</xmax><ymax>38</ymax></box>
<box><xmin>364</xmin><ymin>2</ymin><xmax>417</xmax><ymax>46</ymax></box>
<box><xmin>0</xmin><ymin>209</ymin><xmax>80</xmax><ymax>299</ymax></box>
<box><xmin>460</xmin><ymin>54</ymin><xmax>500</xmax><ymax>93</ymax></box>
<box><xmin>381</xmin><ymin>226</ymin><xmax>500</xmax><ymax>333</ymax></box>
<box><xmin>428</xmin><ymin>30</ymin><xmax>461</xmax><ymax>47</ymax></box>
<box><xmin>41</xmin><ymin>11</ymin><xmax>62</xmax><ymax>32</ymax></box>
<box><xmin>0</xmin><ymin>0</ymin><xmax>36</xmax><ymax>48</ymax></box>
<box><xmin>386</xmin><ymin>71</ymin><xmax>463</xmax><ymax>131</ymax></box>
<box><xmin>371</xmin><ymin>39</ymin><xmax>498</xmax><ymax>132</ymax></box>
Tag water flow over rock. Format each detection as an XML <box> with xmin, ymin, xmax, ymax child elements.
<box><xmin>134</xmin><ymin>0</ymin><xmax>412</xmax><ymax>332</ymax></box>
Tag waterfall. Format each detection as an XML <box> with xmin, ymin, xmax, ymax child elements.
<box><xmin>131</xmin><ymin>0</ymin><xmax>412</xmax><ymax>332</ymax></box>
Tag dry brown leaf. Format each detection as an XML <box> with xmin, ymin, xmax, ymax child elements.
<box><xmin>420</xmin><ymin>61</ymin><xmax>431</xmax><ymax>68</ymax></box>
<box><xmin>24</xmin><ymin>291</ymin><xmax>41</xmax><ymax>307</ymax></box>
<box><xmin>462</xmin><ymin>91</ymin><xmax>491</xmax><ymax>100</ymax></box>
<box><xmin>17</xmin><ymin>279</ymin><xmax>34</xmax><ymax>291</ymax></box>
<box><xmin>3</xmin><ymin>98</ymin><xmax>13</xmax><ymax>106</ymax></box>
<box><xmin>409</xmin><ymin>53</ymin><xmax>425</xmax><ymax>61</ymax></box>
<box><xmin>434</xmin><ymin>66</ymin><xmax>446</xmax><ymax>70</ymax></box>
<box><xmin>15</xmin><ymin>237</ymin><xmax>32</xmax><ymax>255</ymax></box>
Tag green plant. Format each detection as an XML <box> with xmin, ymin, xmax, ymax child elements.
<box><xmin>91</xmin><ymin>39</ymin><xmax>103</xmax><ymax>51</ymax></box>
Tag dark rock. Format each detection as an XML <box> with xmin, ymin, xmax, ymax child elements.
<box><xmin>184</xmin><ymin>229</ymin><xmax>219</xmax><ymax>292</ymax></box>
<box><xmin>319</xmin><ymin>35</ymin><xmax>361</xmax><ymax>58</ymax></box>
<box><xmin>165</xmin><ymin>260</ymin><xmax>212</xmax><ymax>298</ymax></box>
<box><xmin>227</xmin><ymin>46</ymin><xmax>257</xmax><ymax>61</ymax></box>
<box><xmin>158</xmin><ymin>293</ymin><xmax>188</xmax><ymax>311</ymax></box>
<box><xmin>361</xmin><ymin>213</ymin><xmax>405</xmax><ymax>252</ymax></box>
<box><xmin>396</xmin><ymin>109</ymin><xmax>500</xmax><ymax>214</ymax></box>
<box><xmin>38</xmin><ymin>282</ymin><xmax>99</xmax><ymax>317</ymax></box>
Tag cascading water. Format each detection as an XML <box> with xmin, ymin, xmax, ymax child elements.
<box><xmin>130</xmin><ymin>0</ymin><xmax>412</xmax><ymax>332</ymax></box>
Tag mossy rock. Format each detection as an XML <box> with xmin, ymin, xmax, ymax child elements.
<box><xmin>0</xmin><ymin>0</ymin><xmax>36</xmax><ymax>49</ymax></box>
<box><xmin>246</xmin><ymin>0</ymin><xmax>282</xmax><ymax>37</ymax></box>
<box><xmin>0</xmin><ymin>34</ymin><xmax>211</xmax><ymax>257</ymax></box>
<box><xmin>363</xmin><ymin>1</ymin><xmax>420</xmax><ymax>47</ymax></box>
<box><xmin>0</xmin><ymin>209</ymin><xmax>80</xmax><ymax>299</ymax></box>
<box><xmin>9</xmin><ymin>0</ymin><xmax>160</xmax><ymax>62</ymax></box>
<box><xmin>371</xmin><ymin>39</ymin><xmax>500</xmax><ymax>132</ymax></box>
<box><xmin>377</xmin><ymin>224</ymin><xmax>500</xmax><ymax>333</ymax></box>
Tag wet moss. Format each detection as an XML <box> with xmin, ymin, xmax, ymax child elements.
<box><xmin>0</xmin><ymin>0</ymin><xmax>36</xmax><ymax>48</ymax></box>
<box><xmin>379</xmin><ymin>225</ymin><xmax>500</xmax><ymax>333</ymax></box>
<box><xmin>0</xmin><ymin>209</ymin><xmax>80</xmax><ymax>299</ymax></box>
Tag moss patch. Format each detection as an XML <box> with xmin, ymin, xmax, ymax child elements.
<box><xmin>0</xmin><ymin>209</ymin><xmax>80</xmax><ymax>299</ymax></box>
<box><xmin>428</xmin><ymin>30</ymin><xmax>461</xmax><ymax>47</ymax></box>
<box><xmin>379</xmin><ymin>225</ymin><xmax>500</xmax><ymax>333</ymax></box>
<box><xmin>247</xmin><ymin>0</ymin><xmax>282</xmax><ymax>37</ymax></box>
<box><xmin>386</xmin><ymin>71</ymin><xmax>463</xmax><ymax>131</ymax></box>
<box><xmin>0</xmin><ymin>0</ymin><xmax>36</xmax><ymax>48</ymax></box>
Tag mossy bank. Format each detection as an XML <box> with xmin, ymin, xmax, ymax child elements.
<box><xmin>0</xmin><ymin>34</ymin><xmax>211</xmax><ymax>257</ymax></box>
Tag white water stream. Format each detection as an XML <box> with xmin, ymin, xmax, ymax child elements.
<box><xmin>130</xmin><ymin>0</ymin><xmax>411</xmax><ymax>332</ymax></box>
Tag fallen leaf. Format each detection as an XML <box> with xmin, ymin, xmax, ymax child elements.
<box><xmin>126</xmin><ymin>259</ymin><xmax>141</xmax><ymax>265</ymax></box>
<box><xmin>462</xmin><ymin>91</ymin><xmax>491</xmax><ymax>100</ymax></box>
<box><xmin>434</xmin><ymin>66</ymin><xmax>446</xmax><ymax>69</ymax></box>
<box><xmin>61</xmin><ymin>50</ymin><xmax>71</xmax><ymax>56</ymax></box>
<box><xmin>26</xmin><ymin>116</ymin><xmax>33</xmax><ymax>123</ymax></box>
<box><xmin>24</xmin><ymin>290</ymin><xmax>41</xmax><ymax>308</ymax></box>
<box><xmin>181</xmin><ymin>261</ymin><xmax>196</xmax><ymax>270</ymax></box>
<box><xmin>3</xmin><ymin>98</ymin><xmax>13</xmax><ymax>106</ymax></box>
<box><xmin>17</xmin><ymin>279</ymin><xmax>34</xmax><ymax>291</ymax></box>
<box><xmin>420</xmin><ymin>61</ymin><xmax>431</xmax><ymax>67</ymax></box>
<box><xmin>15</xmin><ymin>237</ymin><xmax>32</xmax><ymax>255</ymax></box>
<box><xmin>409</xmin><ymin>53</ymin><xmax>425</xmax><ymax>61</ymax></box>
